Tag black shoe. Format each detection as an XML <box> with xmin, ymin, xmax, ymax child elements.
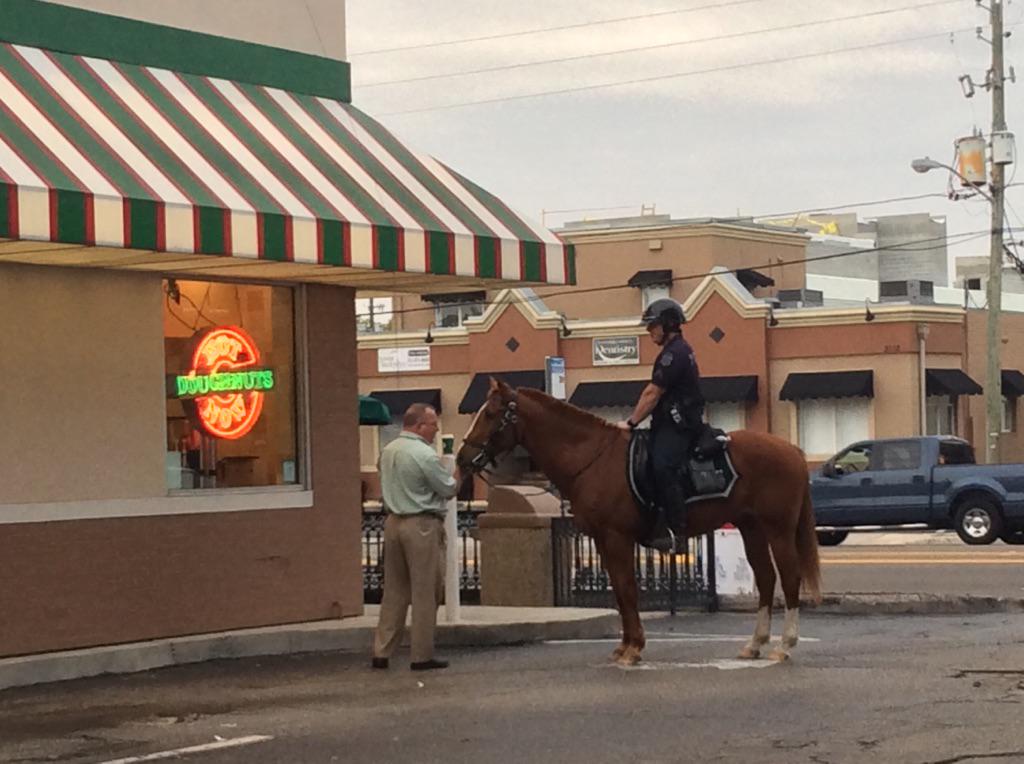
<box><xmin>410</xmin><ymin>659</ymin><xmax>449</xmax><ymax>671</ymax></box>
<box><xmin>371</xmin><ymin>657</ymin><xmax>389</xmax><ymax>669</ymax></box>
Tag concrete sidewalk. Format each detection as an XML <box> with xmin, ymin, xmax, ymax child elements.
<box><xmin>0</xmin><ymin>605</ymin><xmax>620</xmax><ymax>691</ymax></box>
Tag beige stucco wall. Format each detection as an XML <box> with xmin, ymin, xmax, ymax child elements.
<box><xmin>0</xmin><ymin>263</ymin><xmax>167</xmax><ymax>503</ymax></box>
<box><xmin>964</xmin><ymin>310</ymin><xmax>1024</xmax><ymax>463</ymax></box>
<box><xmin>43</xmin><ymin>0</ymin><xmax>347</xmax><ymax>60</ymax></box>
<box><xmin>541</xmin><ymin>226</ymin><xmax>808</xmax><ymax>320</ymax></box>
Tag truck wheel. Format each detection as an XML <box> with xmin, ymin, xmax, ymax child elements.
<box><xmin>953</xmin><ymin>497</ymin><xmax>1003</xmax><ymax>545</ymax></box>
<box><xmin>816</xmin><ymin>530</ymin><xmax>849</xmax><ymax>546</ymax></box>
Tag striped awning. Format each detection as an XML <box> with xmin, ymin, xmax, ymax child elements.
<box><xmin>0</xmin><ymin>42</ymin><xmax>573</xmax><ymax>286</ymax></box>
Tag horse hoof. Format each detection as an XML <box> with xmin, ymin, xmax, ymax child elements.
<box><xmin>737</xmin><ymin>646</ymin><xmax>761</xmax><ymax>660</ymax></box>
<box><xmin>615</xmin><ymin>648</ymin><xmax>642</xmax><ymax>667</ymax></box>
<box><xmin>768</xmin><ymin>649</ymin><xmax>791</xmax><ymax>663</ymax></box>
<box><xmin>611</xmin><ymin>645</ymin><xmax>626</xmax><ymax>660</ymax></box>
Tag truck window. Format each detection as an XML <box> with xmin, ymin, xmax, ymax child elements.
<box><xmin>834</xmin><ymin>444</ymin><xmax>871</xmax><ymax>473</ymax></box>
<box><xmin>938</xmin><ymin>441</ymin><xmax>974</xmax><ymax>465</ymax></box>
<box><xmin>870</xmin><ymin>441</ymin><xmax>921</xmax><ymax>471</ymax></box>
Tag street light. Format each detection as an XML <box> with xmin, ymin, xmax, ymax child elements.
<box><xmin>911</xmin><ymin>155</ymin><xmax>1003</xmax><ymax>463</ymax></box>
<box><xmin>910</xmin><ymin>157</ymin><xmax>994</xmax><ymax>202</ymax></box>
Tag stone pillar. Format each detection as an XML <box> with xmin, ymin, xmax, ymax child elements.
<box><xmin>477</xmin><ymin>486</ymin><xmax>562</xmax><ymax>607</ymax></box>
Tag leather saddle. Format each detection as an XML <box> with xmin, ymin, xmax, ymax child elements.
<box><xmin>626</xmin><ymin>424</ymin><xmax>738</xmax><ymax>514</ymax></box>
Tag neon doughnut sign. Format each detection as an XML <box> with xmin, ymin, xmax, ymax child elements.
<box><xmin>175</xmin><ymin>326</ymin><xmax>275</xmax><ymax>440</ymax></box>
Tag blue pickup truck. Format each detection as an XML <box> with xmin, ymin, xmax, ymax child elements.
<box><xmin>811</xmin><ymin>436</ymin><xmax>1024</xmax><ymax>545</ymax></box>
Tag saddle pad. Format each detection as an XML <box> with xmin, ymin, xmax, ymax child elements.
<box><xmin>627</xmin><ymin>429</ymin><xmax>739</xmax><ymax>509</ymax></box>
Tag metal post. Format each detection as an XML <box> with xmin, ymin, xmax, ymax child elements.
<box><xmin>440</xmin><ymin>435</ymin><xmax>460</xmax><ymax>623</ymax></box>
<box><xmin>985</xmin><ymin>0</ymin><xmax>1007</xmax><ymax>463</ymax></box>
<box><xmin>918</xmin><ymin>324</ymin><xmax>930</xmax><ymax>434</ymax></box>
<box><xmin>705</xmin><ymin>532</ymin><xmax>719</xmax><ymax>613</ymax></box>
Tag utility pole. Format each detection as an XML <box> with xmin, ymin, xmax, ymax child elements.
<box><xmin>985</xmin><ymin>0</ymin><xmax>1007</xmax><ymax>464</ymax></box>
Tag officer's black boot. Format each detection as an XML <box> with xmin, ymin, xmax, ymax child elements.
<box><xmin>648</xmin><ymin>481</ymin><xmax>689</xmax><ymax>553</ymax></box>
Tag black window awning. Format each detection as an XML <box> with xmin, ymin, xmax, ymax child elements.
<box><xmin>1003</xmin><ymin>370</ymin><xmax>1024</xmax><ymax>396</ymax></box>
<box><xmin>926</xmin><ymin>369</ymin><xmax>983</xmax><ymax>397</ymax></box>
<box><xmin>701</xmin><ymin>375</ymin><xmax>759</xmax><ymax>403</ymax></box>
<box><xmin>780</xmin><ymin>370</ymin><xmax>874</xmax><ymax>401</ymax></box>
<box><xmin>569</xmin><ymin>380</ymin><xmax>647</xmax><ymax>408</ymax></box>
<box><xmin>369</xmin><ymin>388</ymin><xmax>442</xmax><ymax>416</ymax></box>
<box><xmin>627</xmin><ymin>269</ymin><xmax>673</xmax><ymax>288</ymax></box>
<box><xmin>458</xmin><ymin>371</ymin><xmax>545</xmax><ymax>413</ymax></box>
<box><xmin>568</xmin><ymin>375</ymin><xmax>759</xmax><ymax>408</ymax></box>
<box><xmin>421</xmin><ymin>291</ymin><xmax>486</xmax><ymax>304</ymax></box>
<box><xmin>736</xmin><ymin>268</ymin><xmax>775</xmax><ymax>290</ymax></box>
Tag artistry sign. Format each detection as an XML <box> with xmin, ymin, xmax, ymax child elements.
<box><xmin>174</xmin><ymin>326</ymin><xmax>274</xmax><ymax>440</ymax></box>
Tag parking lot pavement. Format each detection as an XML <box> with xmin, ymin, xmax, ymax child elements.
<box><xmin>3</xmin><ymin>611</ymin><xmax>1024</xmax><ymax>764</ymax></box>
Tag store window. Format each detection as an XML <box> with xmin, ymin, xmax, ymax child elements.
<box><xmin>1002</xmin><ymin>396</ymin><xmax>1018</xmax><ymax>433</ymax></box>
<box><xmin>641</xmin><ymin>283</ymin><xmax>671</xmax><ymax>309</ymax></box>
<box><xmin>378</xmin><ymin>416</ymin><xmax>404</xmax><ymax>454</ymax></box>
<box><xmin>797</xmin><ymin>398</ymin><xmax>870</xmax><ymax>457</ymax></box>
<box><xmin>355</xmin><ymin>296</ymin><xmax>394</xmax><ymax>334</ymax></box>
<box><xmin>706</xmin><ymin>402</ymin><xmax>744</xmax><ymax>432</ymax></box>
<box><xmin>926</xmin><ymin>395</ymin><xmax>958</xmax><ymax>436</ymax></box>
<box><xmin>435</xmin><ymin>300</ymin><xmax>484</xmax><ymax>328</ymax></box>
<box><xmin>164</xmin><ymin>279</ymin><xmax>299</xmax><ymax>490</ymax></box>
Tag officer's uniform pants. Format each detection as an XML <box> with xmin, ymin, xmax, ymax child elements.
<box><xmin>372</xmin><ymin>512</ymin><xmax>445</xmax><ymax>664</ymax></box>
<box><xmin>651</xmin><ymin>424</ymin><xmax>696</xmax><ymax>510</ymax></box>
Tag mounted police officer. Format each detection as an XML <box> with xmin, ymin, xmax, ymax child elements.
<box><xmin>618</xmin><ymin>298</ymin><xmax>704</xmax><ymax>552</ymax></box>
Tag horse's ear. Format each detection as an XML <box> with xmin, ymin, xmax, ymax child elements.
<box><xmin>495</xmin><ymin>378</ymin><xmax>514</xmax><ymax>398</ymax></box>
<box><xmin>488</xmin><ymin>376</ymin><xmax>500</xmax><ymax>393</ymax></box>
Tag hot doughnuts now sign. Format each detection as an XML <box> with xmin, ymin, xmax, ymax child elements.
<box><xmin>171</xmin><ymin>327</ymin><xmax>275</xmax><ymax>440</ymax></box>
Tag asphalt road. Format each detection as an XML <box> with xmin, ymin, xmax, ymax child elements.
<box><xmin>3</xmin><ymin>612</ymin><xmax>1024</xmax><ymax>764</ymax></box>
<box><xmin>820</xmin><ymin>540</ymin><xmax>1024</xmax><ymax>598</ymax></box>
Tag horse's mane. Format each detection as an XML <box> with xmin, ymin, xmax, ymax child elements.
<box><xmin>516</xmin><ymin>388</ymin><xmax>619</xmax><ymax>432</ymax></box>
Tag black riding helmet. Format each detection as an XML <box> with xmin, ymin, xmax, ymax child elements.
<box><xmin>640</xmin><ymin>297</ymin><xmax>686</xmax><ymax>332</ymax></box>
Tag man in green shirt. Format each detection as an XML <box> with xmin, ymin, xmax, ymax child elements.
<box><xmin>371</xmin><ymin>403</ymin><xmax>461</xmax><ymax>671</ymax></box>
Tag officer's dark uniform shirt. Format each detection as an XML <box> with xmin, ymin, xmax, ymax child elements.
<box><xmin>650</xmin><ymin>334</ymin><xmax>703</xmax><ymax>428</ymax></box>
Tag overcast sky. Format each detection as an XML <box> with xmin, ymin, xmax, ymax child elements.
<box><xmin>346</xmin><ymin>0</ymin><xmax>1023</xmax><ymax>274</ymax></box>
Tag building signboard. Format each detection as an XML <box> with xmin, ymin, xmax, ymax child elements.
<box><xmin>546</xmin><ymin>356</ymin><xmax>567</xmax><ymax>399</ymax></box>
<box><xmin>377</xmin><ymin>346</ymin><xmax>432</xmax><ymax>373</ymax></box>
<box><xmin>593</xmin><ymin>336</ymin><xmax>640</xmax><ymax>366</ymax></box>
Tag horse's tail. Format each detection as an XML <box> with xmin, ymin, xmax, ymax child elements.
<box><xmin>796</xmin><ymin>481</ymin><xmax>822</xmax><ymax>604</ymax></box>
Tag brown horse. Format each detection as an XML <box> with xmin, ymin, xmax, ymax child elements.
<box><xmin>457</xmin><ymin>378</ymin><xmax>821</xmax><ymax>666</ymax></box>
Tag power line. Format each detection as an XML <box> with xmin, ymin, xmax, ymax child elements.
<box><xmin>376</xmin><ymin>25</ymin><xmax>981</xmax><ymax>116</ymax></box>
<box><xmin>348</xmin><ymin>0</ymin><xmax>767</xmax><ymax>57</ymax></box>
<box><xmin>356</xmin><ymin>228</ymin><xmax>992</xmax><ymax>322</ymax></box>
<box><xmin>360</xmin><ymin>0</ymin><xmax>961</xmax><ymax>88</ymax></box>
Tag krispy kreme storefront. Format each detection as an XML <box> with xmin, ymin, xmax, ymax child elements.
<box><xmin>0</xmin><ymin>1</ymin><xmax>573</xmax><ymax>657</ymax></box>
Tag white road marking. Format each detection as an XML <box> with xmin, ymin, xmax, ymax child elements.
<box><xmin>546</xmin><ymin>633</ymin><xmax>820</xmax><ymax>644</ymax></box>
<box><xmin>97</xmin><ymin>735</ymin><xmax>273</xmax><ymax>764</ymax></box>
<box><xmin>600</xmin><ymin>659</ymin><xmax>778</xmax><ymax>671</ymax></box>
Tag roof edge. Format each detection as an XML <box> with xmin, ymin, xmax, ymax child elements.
<box><xmin>1</xmin><ymin>0</ymin><xmax>350</xmax><ymax>101</ymax></box>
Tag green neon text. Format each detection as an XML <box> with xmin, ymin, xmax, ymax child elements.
<box><xmin>176</xmin><ymin>370</ymin><xmax>275</xmax><ymax>398</ymax></box>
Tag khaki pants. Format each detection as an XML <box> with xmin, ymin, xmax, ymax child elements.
<box><xmin>372</xmin><ymin>513</ymin><xmax>445</xmax><ymax>663</ymax></box>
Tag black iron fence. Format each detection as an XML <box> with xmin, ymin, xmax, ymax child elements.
<box><xmin>362</xmin><ymin>503</ymin><xmax>717</xmax><ymax>612</ymax></box>
<box><xmin>362</xmin><ymin>502</ymin><xmax>485</xmax><ymax>604</ymax></box>
<box><xmin>551</xmin><ymin>516</ymin><xmax>717</xmax><ymax>613</ymax></box>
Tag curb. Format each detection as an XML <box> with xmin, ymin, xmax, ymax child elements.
<box><xmin>0</xmin><ymin>612</ymin><xmax>620</xmax><ymax>692</ymax></box>
<box><xmin>718</xmin><ymin>593</ymin><xmax>1024</xmax><ymax>615</ymax></box>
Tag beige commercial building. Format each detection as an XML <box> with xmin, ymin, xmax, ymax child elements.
<box><xmin>0</xmin><ymin>0</ymin><xmax>572</xmax><ymax>657</ymax></box>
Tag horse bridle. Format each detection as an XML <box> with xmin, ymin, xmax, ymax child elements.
<box><xmin>462</xmin><ymin>393</ymin><xmax>615</xmax><ymax>486</ymax></box>
<box><xmin>463</xmin><ymin>396</ymin><xmax>519</xmax><ymax>473</ymax></box>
